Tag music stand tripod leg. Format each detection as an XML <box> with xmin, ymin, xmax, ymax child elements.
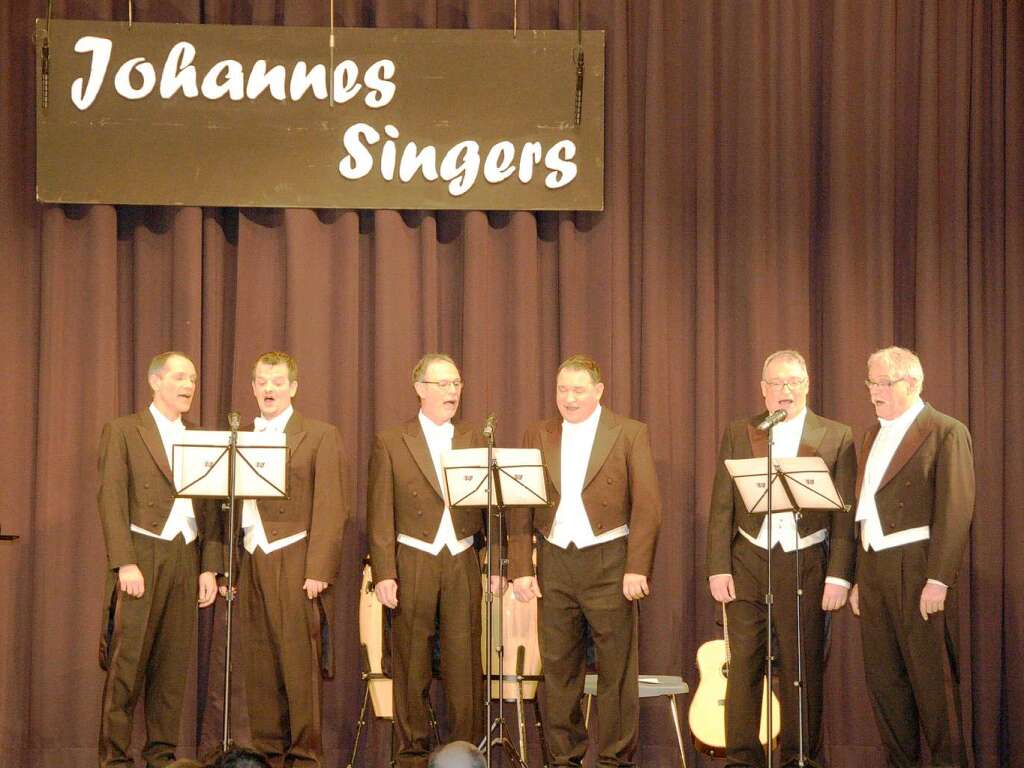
<box><xmin>346</xmin><ymin>682</ymin><xmax>371</xmax><ymax>768</ymax></box>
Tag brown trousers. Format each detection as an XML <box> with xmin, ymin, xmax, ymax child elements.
<box><xmin>239</xmin><ymin>542</ymin><xmax>325</xmax><ymax>767</ymax></box>
<box><xmin>98</xmin><ymin>533</ymin><xmax>199</xmax><ymax>768</ymax></box>
<box><xmin>724</xmin><ymin>537</ymin><xmax>827</xmax><ymax>768</ymax></box>
<box><xmin>857</xmin><ymin>541</ymin><xmax>966</xmax><ymax>768</ymax></box>
<box><xmin>391</xmin><ymin>544</ymin><xmax>484</xmax><ymax>768</ymax></box>
<box><xmin>536</xmin><ymin>537</ymin><xmax>638</xmax><ymax>768</ymax></box>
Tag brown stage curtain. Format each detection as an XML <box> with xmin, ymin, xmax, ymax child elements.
<box><xmin>1</xmin><ymin>1</ymin><xmax>1021</xmax><ymax>766</ymax></box>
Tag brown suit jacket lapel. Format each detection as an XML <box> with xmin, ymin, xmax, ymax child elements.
<box><xmin>452</xmin><ymin>422</ymin><xmax>476</xmax><ymax>450</ymax></box>
<box><xmin>747</xmin><ymin>421</ymin><xmax>768</xmax><ymax>458</ymax></box>
<box><xmin>584</xmin><ymin>409</ymin><xmax>622</xmax><ymax>490</ymax></box>
<box><xmin>285</xmin><ymin>410</ymin><xmax>308</xmax><ymax>453</ymax></box>
<box><xmin>137</xmin><ymin>409</ymin><xmax>174</xmax><ymax>485</ymax></box>
<box><xmin>856</xmin><ymin>405</ymin><xmax>931</xmax><ymax>494</ymax></box>
<box><xmin>877</xmin><ymin>408</ymin><xmax>931</xmax><ymax>491</ymax></box>
<box><xmin>799</xmin><ymin>411</ymin><xmax>826</xmax><ymax>457</ymax></box>
<box><xmin>541</xmin><ymin>419</ymin><xmax>562</xmax><ymax>496</ymax></box>
<box><xmin>856</xmin><ymin>424</ymin><xmax>880</xmax><ymax>496</ymax></box>
<box><xmin>401</xmin><ymin>418</ymin><xmax>443</xmax><ymax>500</ymax></box>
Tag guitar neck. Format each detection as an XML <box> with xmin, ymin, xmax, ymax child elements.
<box><xmin>722</xmin><ymin>602</ymin><xmax>730</xmax><ymax>668</ymax></box>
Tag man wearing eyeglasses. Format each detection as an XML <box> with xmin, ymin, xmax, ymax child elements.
<box><xmin>367</xmin><ymin>353</ymin><xmax>487</xmax><ymax>767</ymax></box>
<box><xmin>848</xmin><ymin>347</ymin><xmax>973</xmax><ymax>768</ymax></box>
<box><xmin>706</xmin><ymin>349</ymin><xmax>856</xmax><ymax>768</ymax></box>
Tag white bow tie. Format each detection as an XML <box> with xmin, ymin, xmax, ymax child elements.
<box><xmin>254</xmin><ymin>416</ymin><xmax>274</xmax><ymax>432</ymax></box>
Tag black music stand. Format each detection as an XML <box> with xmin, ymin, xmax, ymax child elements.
<box><xmin>444</xmin><ymin>445</ymin><xmax>549</xmax><ymax>768</ymax></box>
<box><xmin>726</xmin><ymin>454</ymin><xmax>847</xmax><ymax>768</ymax></box>
<box><xmin>173</xmin><ymin>424</ymin><xmax>289</xmax><ymax>750</ymax></box>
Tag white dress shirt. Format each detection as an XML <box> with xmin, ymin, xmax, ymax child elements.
<box><xmin>131</xmin><ymin>403</ymin><xmax>198</xmax><ymax>544</ymax></box>
<box><xmin>856</xmin><ymin>399</ymin><xmax>929</xmax><ymax>553</ymax></box>
<box><xmin>396</xmin><ymin>412</ymin><xmax>474</xmax><ymax>557</ymax></box>
<box><xmin>241</xmin><ymin>405</ymin><xmax>308</xmax><ymax>555</ymax></box>
<box><xmin>739</xmin><ymin>409</ymin><xmax>830</xmax><ymax>553</ymax></box>
<box><xmin>732</xmin><ymin>408</ymin><xmax>847</xmax><ymax>589</ymax></box>
<box><xmin>547</xmin><ymin>405</ymin><xmax>629</xmax><ymax>549</ymax></box>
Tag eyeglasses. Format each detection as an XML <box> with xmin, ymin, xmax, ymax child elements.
<box><xmin>420</xmin><ymin>379</ymin><xmax>464</xmax><ymax>390</ymax></box>
<box><xmin>763</xmin><ymin>378</ymin><xmax>807</xmax><ymax>391</ymax></box>
<box><xmin>864</xmin><ymin>377</ymin><xmax>906</xmax><ymax>390</ymax></box>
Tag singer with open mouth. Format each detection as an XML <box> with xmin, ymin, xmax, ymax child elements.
<box><xmin>97</xmin><ymin>351</ymin><xmax>222</xmax><ymax>767</ymax></box>
<box><xmin>231</xmin><ymin>351</ymin><xmax>348</xmax><ymax>767</ymax></box>
<box><xmin>367</xmin><ymin>353</ymin><xmax>488</xmax><ymax>768</ymax></box>
<box><xmin>705</xmin><ymin>349</ymin><xmax>856</xmax><ymax>768</ymax></box>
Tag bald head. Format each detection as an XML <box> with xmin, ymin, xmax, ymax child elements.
<box><xmin>428</xmin><ymin>741</ymin><xmax>485</xmax><ymax>768</ymax></box>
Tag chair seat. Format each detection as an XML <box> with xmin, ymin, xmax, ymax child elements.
<box><xmin>583</xmin><ymin>674</ymin><xmax>689</xmax><ymax>698</ymax></box>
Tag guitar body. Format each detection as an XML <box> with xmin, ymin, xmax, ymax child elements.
<box><xmin>358</xmin><ymin>561</ymin><xmax>393</xmax><ymax>719</ymax></box>
<box><xmin>688</xmin><ymin>638</ymin><xmax>781</xmax><ymax>757</ymax></box>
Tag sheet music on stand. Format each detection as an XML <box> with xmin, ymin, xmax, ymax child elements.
<box><xmin>441</xmin><ymin>448</ymin><xmax>550</xmax><ymax>508</ymax></box>
<box><xmin>725</xmin><ymin>455</ymin><xmax>846</xmax><ymax>514</ymax></box>
<box><xmin>172</xmin><ymin>430</ymin><xmax>289</xmax><ymax>499</ymax></box>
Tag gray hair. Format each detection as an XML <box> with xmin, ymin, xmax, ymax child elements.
<box><xmin>148</xmin><ymin>351</ymin><xmax>195</xmax><ymax>378</ymax></box>
<box><xmin>412</xmin><ymin>353</ymin><xmax>458</xmax><ymax>384</ymax></box>
<box><xmin>868</xmin><ymin>346</ymin><xmax>925</xmax><ymax>393</ymax></box>
<box><xmin>761</xmin><ymin>349</ymin><xmax>808</xmax><ymax>381</ymax></box>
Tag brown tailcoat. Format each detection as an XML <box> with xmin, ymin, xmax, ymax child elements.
<box><xmin>97</xmin><ymin>408</ymin><xmax>222</xmax><ymax>573</ymax></box>
<box><xmin>855</xmin><ymin>403</ymin><xmax>974</xmax><ymax>586</ymax></box>
<box><xmin>367</xmin><ymin>418</ymin><xmax>486</xmax><ymax>581</ymax></box>
<box><xmin>238</xmin><ymin>410</ymin><xmax>349</xmax><ymax>583</ymax></box>
<box><xmin>706</xmin><ymin>409</ymin><xmax>857</xmax><ymax>582</ymax></box>
<box><xmin>507</xmin><ymin>407</ymin><xmax>663</xmax><ymax>580</ymax></box>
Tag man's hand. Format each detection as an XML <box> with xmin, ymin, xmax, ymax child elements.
<box><xmin>198</xmin><ymin>571</ymin><xmax>218</xmax><ymax>607</ymax></box>
<box><xmin>821</xmin><ymin>583</ymin><xmax>849</xmax><ymax>611</ymax></box>
<box><xmin>375</xmin><ymin>578</ymin><xmax>398</xmax><ymax>609</ymax></box>
<box><xmin>303</xmin><ymin>579</ymin><xmax>329</xmax><ymax>600</ymax></box>
<box><xmin>709</xmin><ymin>573</ymin><xmax>736</xmax><ymax>603</ymax></box>
<box><xmin>489</xmin><ymin>575</ymin><xmax>507</xmax><ymax>595</ymax></box>
<box><xmin>849</xmin><ymin>583</ymin><xmax>860</xmax><ymax>616</ymax></box>
<box><xmin>513</xmin><ymin>576</ymin><xmax>541</xmax><ymax>602</ymax></box>
<box><xmin>623</xmin><ymin>573</ymin><xmax>650</xmax><ymax>601</ymax></box>
<box><xmin>919</xmin><ymin>582</ymin><xmax>947</xmax><ymax>621</ymax></box>
<box><xmin>118</xmin><ymin>564</ymin><xmax>145</xmax><ymax>598</ymax></box>
<box><xmin>217</xmin><ymin>578</ymin><xmax>237</xmax><ymax>599</ymax></box>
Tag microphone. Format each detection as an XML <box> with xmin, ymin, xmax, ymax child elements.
<box><xmin>757</xmin><ymin>409</ymin><xmax>788</xmax><ymax>431</ymax></box>
<box><xmin>574</xmin><ymin>47</ymin><xmax>585</xmax><ymax>126</ymax></box>
<box><xmin>227</xmin><ymin>410</ymin><xmax>240</xmax><ymax>432</ymax></box>
<box><xmin>483</xmin><ymin>414</ymin><xmax>497</xmax><ymax>439</ymax></box>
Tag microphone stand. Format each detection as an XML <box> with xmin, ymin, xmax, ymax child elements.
<box><xmin>763</xmin><ymin>421</ymin><xmax>776</xmax><ymax>768</ymax></box>
<box><xmin>776</xmin><ymin>467</ymin><xmax>827</xmax><ymax>768</ymax></box>
<box><xmin>221</xmin><ymin>412</ymin><xmax>240</xmax><ymax>750</ymax></box>
<box><xmin>480</xmin><ymin>420</ymin><xmax>527</xmax><ymax>768</ymax></box>
<box><xmin>790</xmin><ymin>500</ymin><xmax>817</xmax><ymax>768</ymax></box>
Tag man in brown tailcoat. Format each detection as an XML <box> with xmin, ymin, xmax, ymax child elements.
<box><xmin>367</xmin><ymin>353</ymin><xmax>486</xmax><ymax>768</ymax></box>
<box><xmin>706</xmin><ymin>349</ymin><xmax>856</xmax><ymax>767</ymax></box>
<box><xmin>509</xmin><ymin>354</ymin><xmax>662</xmax><ymax>768</ymax></box>
<box><xmin>235</xmin><ymin>351</ymin><xmax>348</xmax><ymax>767</ymax></box>
<box><xmin>98</xmin><ymin>351</ymin><xmax>222</xmax><ymax>767</ymax></box>
<box><xmin>850</xmin><ymin>347</ymin><xmax>974</xmax><ymax>768</ymax></box>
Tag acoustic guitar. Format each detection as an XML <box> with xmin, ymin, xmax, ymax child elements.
<box><xmin>688</xmin><ymin>603</ymin><xmax>781</xmax><ymax>757</ymax></box>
